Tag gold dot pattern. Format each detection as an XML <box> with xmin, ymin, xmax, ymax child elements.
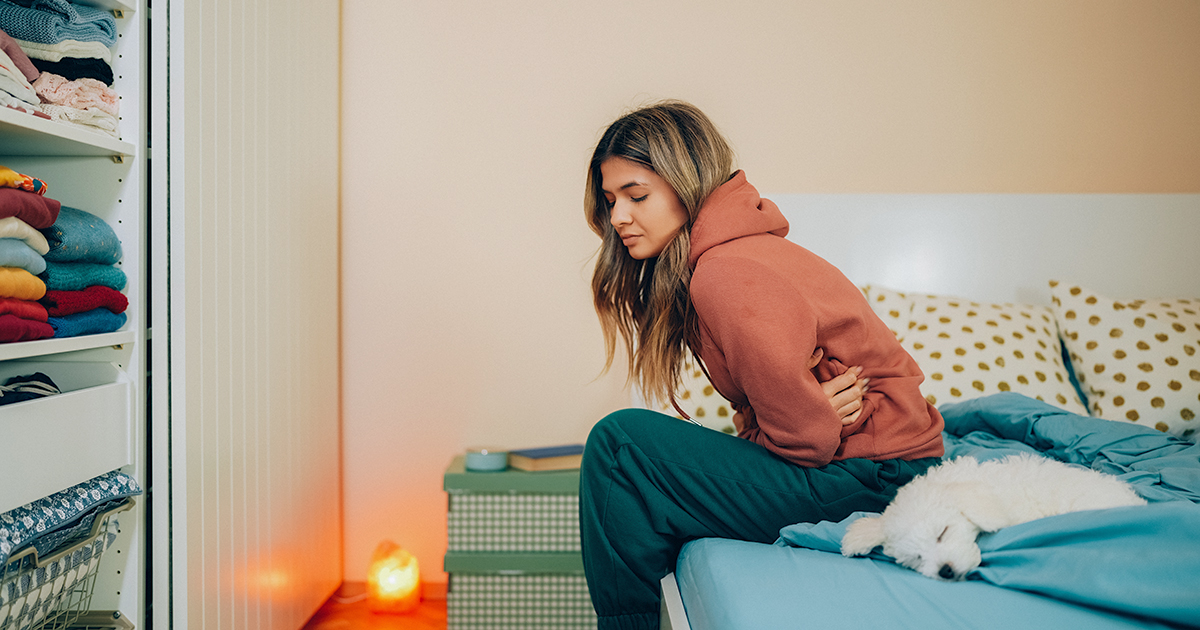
<box><xmin>1051</xmin><ymin>281</ymin><xmax>1199</xmax><ymax>440</ymax></box>
<box><xmin>654</xmin><ymin>356</ymin><xmax>737</xmax><ymax>434</ymax></box>
<box><xmin>861</xmin><ymin>285</ymin><xmax>913</xmax><ymax>341</ymax></box>
<box><xmin>899</xmin><ymin>293</ymin><xmax>1087</xmax><ymax>415</ymax></box>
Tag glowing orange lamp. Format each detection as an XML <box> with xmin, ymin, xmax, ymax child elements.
<box><xmin>366</xmin><ymin>540</ymin><xmax>421</xmax><ymax>613</ymax></box>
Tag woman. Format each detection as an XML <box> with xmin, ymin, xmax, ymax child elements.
<box><xmin>580</xmin><ymin>101</ymin><xmax>944</xmax><ymax>630</ymax></box>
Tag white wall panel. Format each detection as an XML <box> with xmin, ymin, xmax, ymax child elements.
<box><xmin>157</xmin><ymin>0</ymin><xmax>341</xmax><ymax>628</ymax></box>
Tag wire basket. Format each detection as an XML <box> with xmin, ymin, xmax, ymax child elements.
<box><xmin>0</xmin><ymin>500</ymin><xmax>132</xmax><ymax>630</ymax></box>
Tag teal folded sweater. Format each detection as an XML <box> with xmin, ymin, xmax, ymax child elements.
<box><xmin>42</xmin><ymin>261</ymin><xmax>126</xmax><ymax>291</ymax></box>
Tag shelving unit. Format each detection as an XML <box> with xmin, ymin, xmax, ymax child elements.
<box><xmin>0</xmin><ymin>0</ymin><xmax>146</xmax><ymax>627</ymax></box>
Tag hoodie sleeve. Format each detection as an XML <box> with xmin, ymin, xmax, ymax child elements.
<box><xmin>690</xmin><ymin>256</ymin><xmax>844</xmax><ymax>467</ymax></box>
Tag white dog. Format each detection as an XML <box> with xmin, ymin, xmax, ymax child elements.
<box><xmin>840</xmin><ymin>453</ymin><xmax>1147</xmax><ymax>581</ymax></box>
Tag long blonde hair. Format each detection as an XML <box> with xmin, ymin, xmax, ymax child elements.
<box><xmin>585</xmin><ymin>100</ymin><xmax>735</xmax><ymax>408</ymax></box>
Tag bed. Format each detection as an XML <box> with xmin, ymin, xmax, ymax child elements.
<box><xmin>654</xmin><ymin>193</ymin><xmax>1200</xmax><ymax>630</ymax></box>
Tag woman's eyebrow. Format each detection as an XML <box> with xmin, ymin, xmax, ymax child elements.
<box><xmin>603</xmin><ymin>180</ymin><xmax>649</xmax><ymax>194</ymax></box>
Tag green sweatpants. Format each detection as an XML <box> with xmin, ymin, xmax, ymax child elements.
<box><xmin>579</xmin><ymin>408</ymin><xmax>938</xmax><ymax>630</ymax></box>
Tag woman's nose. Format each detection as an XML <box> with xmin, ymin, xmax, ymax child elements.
<box><xmin>610</xmin><ymin>202</ymin><xmax>631</xmax><ymax>227</ymax></box>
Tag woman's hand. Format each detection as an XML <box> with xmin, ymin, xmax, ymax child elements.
<box><xmin>821</xmin><ymin>365</ymin><xmax>868</xmax><ymax>426</ymax></box>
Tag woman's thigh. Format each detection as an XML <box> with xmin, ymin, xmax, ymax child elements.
<box><xmin>582</xmin><ymin>408</ymin><xmax>927</xmax><ymax>543</ymax></box>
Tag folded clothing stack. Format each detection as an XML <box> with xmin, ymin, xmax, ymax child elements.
<box><xmin>0</xmin><ymin>170</ymin><xmax>59</xmax><ymax>342</ymax></box>
<box><xmin>0</xmin><ymin>1</ymin><xmax>120</xmax><ymax>137</ymax></box>
<box><xmin>38</xmin><ymin>205</ymin><xmax>127</xmax><ymax>339</ymax></box>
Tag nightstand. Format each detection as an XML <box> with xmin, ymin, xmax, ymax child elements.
<box><xmin>443</xmin><ymin>456</ymin><xmax>596</xmax><ymax>629</ymax></box>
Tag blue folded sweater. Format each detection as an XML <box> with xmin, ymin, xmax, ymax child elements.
<box><xmin>48</xmin><ymin>307</ymin><xmax>125</xmax><ymax>338</ymax></box>
<box><xmin>42</xmin><ymin>261</ymin><xmax>125</xmax><ymax>291</ymax></box>
<box><xmin>41</xmin><ymin>206</ymin><xmax>122</xmax><ymax>265</ymax></box>
<box><xmin>0</xmin><ymin>0</ymin><xmax>117</xmax><ymax>47</ymax></box>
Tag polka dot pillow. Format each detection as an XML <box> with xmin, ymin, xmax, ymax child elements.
<box><xmin>861</xmin><ymin>285</ymin><xmax>915</xmax><ymax>341</ymax></box>
<box><xmin>655</xmin><ymin>356</ymin><xmax>737</xmax><ymax>434</ymax></box>
<box><xmin>1051</xmin><ymin>281</ymin><xmax>1199</xmax><ymax>439</ymax></box>
<box><xmin>900</xmin><ymin>293</ymin><xmax>1088</xmax><ymax>414</ymax></box>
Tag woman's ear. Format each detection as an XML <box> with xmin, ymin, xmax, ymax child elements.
<box><xmin>841</xmin><ymin>515</ymin><xmax>886</xmax><ymax>557</ymax></box>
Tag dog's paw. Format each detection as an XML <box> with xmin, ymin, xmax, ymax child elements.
<box><xmin>841</xmin><ymin>515</ymin><xmax>885</xmax><ymax>557</ymax></box>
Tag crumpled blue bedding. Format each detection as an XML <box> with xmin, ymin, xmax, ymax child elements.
<box><xmin>778</xmin><ymin>393</ymin><xmax>1200</xmax><ymax>628</ymax></box>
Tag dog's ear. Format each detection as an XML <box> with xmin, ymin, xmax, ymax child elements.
<box><xmin>943</xmin><ymin>482</ymin><xmax>1008</xmax><ymax>532</ymax></box>
<box><xmin>841</xmin><ymin>515</ymin><xmax>886</xmax><ymax>557</ymax></box>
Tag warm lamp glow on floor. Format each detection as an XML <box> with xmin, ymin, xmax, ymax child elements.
<box><xmin>366</xmin><ymin>540</ymin><xmax>421</xmax><ymax>613</ymax></box>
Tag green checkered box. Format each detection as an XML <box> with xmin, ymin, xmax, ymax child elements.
<box><xmin>445</xmin><ymin>456</ymin><xmax>583</xmax><ymax>553</ymax></box>
<box><xmin>444</xmin><ymin>456</ymin><xmax>597</xmax><ymax>629</ymax></box>
<box><xmin>447</xmin><ymin>573</ymin><xmax>596</xmax><ymax>630</ymax></box>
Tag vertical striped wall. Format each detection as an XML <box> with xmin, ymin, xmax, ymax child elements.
<box><xmin>164</xmin><ymin>0</ymin><xmax>341</xmax><ymax>628</ymax></box>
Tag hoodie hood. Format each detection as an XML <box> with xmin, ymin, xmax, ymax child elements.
<box><xmin>688</xmin><ymin>171</ymin><xmax>789</xmax><ymax>269</ymax></box>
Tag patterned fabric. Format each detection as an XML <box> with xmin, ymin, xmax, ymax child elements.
<box><xmin>1052</xmin><ymin>281</ymin><xmax>1200</xmax><ymax>439</ymax></box>
<box><xmin>0</xmin><ymin>0</ymin><xmax>117</xmax><ymax>47</ymax></box>
<box><xmin>34</xmin><ymin>102</ymin><xmax>117</xmax><ymax>137</ymax></box>
<box><xmin>0</xmin><ymin>167</ymin><xmax>48</xmax><ymax>197</ymax></box>
<box><xmin>448</xmin><ymin>574</ymin><xmax>596</xmax><ymax>630</ymax></box>
<box><xmin>0</xmin><ymin>469</ymin><xmax>140</xmax><ymax>566</ymax></box>
<box><xmin>652</xmin><ymin>356</ymin><xmax>737</xmax><ymax>434</ymax></box>
<box><xmin>0</xmin><ymin>514</ymin><xmax>120</xmax><ymax>630</ymax></box>
<box><xmin>0</xmin><ymin>371</ymin><xmax>58</xmax><ymax>405</ymax></box>
<box><xmin>447</xmin><ymin>494</ymin><xmax>579</xmax><ymax>553</ymax></box>
<box><xmin>31</xmin><ymin>72</ymin><xmax>117</xmax><ymax>117</ymax></box>
<box><xmin>40</xmin><ymin>206</ymin><xmax>121</xmax><ymax>264</ymax></box>
<box><xmin>900</xmin><ymin>293</ymin><xmax>1087</xmax><ymax>414</ymax></box>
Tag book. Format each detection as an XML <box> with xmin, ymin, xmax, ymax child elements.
<box><xmin>507</xmin><ymin>444</ymin><xmax>585</xmax><ymax>472</ymax></box>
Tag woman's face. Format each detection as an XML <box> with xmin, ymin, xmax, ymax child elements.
<box><xmin>600</xmin><ymin>157</ymin><xmax>689</xmax><ymax>260</ymax></box>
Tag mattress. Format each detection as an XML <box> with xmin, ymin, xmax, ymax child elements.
<box><xmin>675</xmin><ymin>538</ymin><xmax>1177</xmax><ymax>630</ymax></box>
<box><xmin>671</xmin><ymin>394</ymin><xmax>1200</xmax><ymax>630</ymax></box>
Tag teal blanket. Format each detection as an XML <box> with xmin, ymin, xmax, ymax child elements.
<box><xmin>778</xmin><ymin>393</ymin><xmax>1200</xmax><ymax>628</ymax></box>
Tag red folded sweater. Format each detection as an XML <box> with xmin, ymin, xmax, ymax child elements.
<box><xmin>40</xmin><ymin>285</ymin><xmax>128</xmax><ymax>317</ymax></box>
<box><xmin>0</xmin><ymin>296</ymin><xmax>48</xmax><ymax>321</ymax></box>
<box><xmin>0</xmin><ymin>188</ymin><xmax>61</xmax><ymax>229</ymax></box>
<box><xmin>0</xmin><ymin>313</ymin><xmax>54</xmax><ymax>342</ymax></box>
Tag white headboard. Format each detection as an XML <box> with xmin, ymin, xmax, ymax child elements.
<box><xmin>767</xmin><ymin>194</ymin><xmax>1200</xmax><ymax>305</ymax></box>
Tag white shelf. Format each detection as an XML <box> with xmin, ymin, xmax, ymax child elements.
<box><xmin>0</xmin><ymin>331</ymin><xmax>136</xmax><ymax>362</ymax></box>
<box><xmin>0</xmin><ymin>107</ymin><xmax>135</xmax><ymax>158</ymax></box>
<box><xmin>81</xmin><ymin>0</ymin><xmax>136</xmax><ymax>13</ymax></box>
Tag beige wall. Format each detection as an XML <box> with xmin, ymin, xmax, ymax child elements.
<box><xmin>340</xmin><ymin>0</ymin><xmax>1200</xmax><ymax>582</ymax></box>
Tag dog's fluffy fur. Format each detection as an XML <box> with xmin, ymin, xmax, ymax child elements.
<box><xmin>841</xmin><ymin>453</ymin><xmax>1147</xmax><ymax>580</ymax></box>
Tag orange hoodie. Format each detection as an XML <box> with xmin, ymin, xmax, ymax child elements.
<box><xmin>687</xmin><ymin>172</ymin><xmax>944</xmax><ymax>467</ymax></box>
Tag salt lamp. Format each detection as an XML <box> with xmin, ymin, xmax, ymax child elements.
<box><xmin>366</xmin><ymin>540</ymin><xmax>421</xmax><ymax>613</ymax></box>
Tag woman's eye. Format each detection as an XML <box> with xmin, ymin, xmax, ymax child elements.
<box><xmin>631</xmin><ymin>195</ymin><xmax>648</xmax><ymax>203</ymax></box>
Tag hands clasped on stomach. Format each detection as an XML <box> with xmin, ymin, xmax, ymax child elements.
<box><xmin>731</xmin><ymin>348</ymin><xmax>869</xmax><ymax>432</ymax></box>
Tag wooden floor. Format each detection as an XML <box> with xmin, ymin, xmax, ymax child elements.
<box><xmin>302</xmin><ymin>582</ymin><xmax>447</xmax><ymax>630</ymax></box>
